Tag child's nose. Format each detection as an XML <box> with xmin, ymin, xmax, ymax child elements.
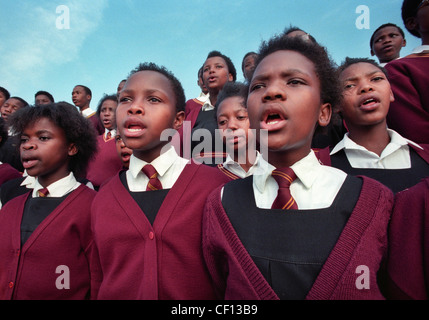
<box><xmin>263</xmin><ymin>83</ymin><xmax>285</xmax><ymax>101</ymax></box>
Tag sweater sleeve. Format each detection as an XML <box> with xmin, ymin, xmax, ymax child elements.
<box><xmin>383</xmin><ymin>178</ymin><xmax>429</xmax><ymax>300</ymax></box>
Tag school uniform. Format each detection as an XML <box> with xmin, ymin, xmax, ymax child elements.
<box><xmin>385</xmin><ymin>48</ymin><xmax>429</xmax><ymax>144</ymax></box>
<box><xmin>381</xmin><ymin>177</ymin><xmax>429</xmax><ymax>300</ymax></box>
<box><xmin>0</xmin><ymin>173</ymin><xmax>99</xmax><ymax>300</ymax></box>
<box><xmin>184</xmin><ymin>92</ymin><xmax>209</xmax><ymax>118</ymax></box>
<box><xmin>325</xmin><ymin>129</ymin><xmax>429</xmax><ymax>193</ymax></box>
<box><xmin>86</xmin><ymin>129</ymin><xmax>123</xmax><ymax>189</ymax></box>
<box><xmin>178</xmin><ymin>99</ymin><xmax>227</xmax><ymax>165</ymax></box>
<box><xmin>0</xmin><ymin>162</ymin><xmax>21</xmax><ymax>186</ymax></box>
<box><xmin>202</xmin><ymin>151</ymin><xmax>394</xmax><ymax>300</ymax></box>
<box><xmin>91</xmin><ymin>146</ymin><xmax>229</xmax><ymax>300</ymax></box>
<box><xmin>81</xmin><ymin>108</ymin><xmax>104</xmax><ymax>135</ymax></box>
<box><xmin>217</xmin><ymin>152</ymin><xmax>265</xmax><ymax>181</ymax></box>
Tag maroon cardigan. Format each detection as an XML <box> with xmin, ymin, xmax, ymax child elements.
<box><xmin>0</xmin><ymin>185</ymin><xmax>99</xmax><ymax>300</ymax></box>
<box><xmin>0</xmin><ymin>163</ymin><xmax>22</xmax><ymax>186</ymax></box>
<box><xmin>202</xmin><ymin>176</ymin><xmax>394</xmax><ymax>300</ymax></box>
<box><xmin>383</xmin><ymin>178</ymin><xmax>429</xmax><ymax>300</ymax></box>
<box><xmin>86</xmin><ymin>135</ymin><xmax>123</xmax><ymax>188</ymax></box>
<box><xmin>385</xmin><ymin>54</ymin><xmax>429</xmax><ymax>144</ymax></box>
<box><xmin>91</xmin><ymin>162</ymin><xmax>229</xmax><ymax>300</ymax></box>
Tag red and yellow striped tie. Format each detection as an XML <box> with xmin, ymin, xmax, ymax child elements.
<box><xmin>142</xmin><ymin>164</ymin><xmax>163</xmax><ymax>191</ymax></box>
<box><xmin>271</xmin><ymin>168</ymin><xmax>298</xmax><ymax>210</ymax></box>
<box><xmin>38</xmin><ymin>187</ymin><xmax>49</xmax><ymax>198</ymax></box>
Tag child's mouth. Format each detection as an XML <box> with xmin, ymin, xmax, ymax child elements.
<box><xmin>359</xmin><ymin>97</ymin><xmax>379</xmax><ymax>111</ymax></box>
<box><xmin>22</xmin><ymin>158</ymin><xmax>38</xmax><ymax>169</ymax></box>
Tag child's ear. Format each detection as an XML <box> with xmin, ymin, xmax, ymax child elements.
<box><xmin>389</xmin><ymin>89</ymin><xmax>395</xmax><ymax>103</ymax></box>
<box><xmin>228</xmin><ymin>73</ymin><xmax>233</xmax><ymax>82</ymax></box>
<box><xmin>318</xmin><ymin>103</ymin><xmax>332</xmax><ymax>127</ymax></box>
<box><xmin>68</xmin><ymin>143</ymin><xmax>78</xmax><ymax>157</ymax></box>
<box><xmin>173</xmin><ymin>111</ymin><xmax>185</xmax><ymax>130</ymax></box>
<box><xmin>405</xmin><ymin>17</ymin><xmax>418</xmax><ymax>35</ymax></box>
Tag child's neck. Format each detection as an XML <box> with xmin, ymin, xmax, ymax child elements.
<box><xmin>208</xmin><ymin>90</ymin><xmax>219</xmax><ymax>106</ymax></box>
<box><xmin>347</xmin><ymin>123</ymin><xmax>390</xmax><ymax>157</ymax></box>
<box><xmin>232</xmin><ymin>149</ymin><xmax>257</xmax><ymax>172</ymax></box>
<box><xmin>267</xmin><ymin>147</ymin><xmax>311</xmax><ymax>169</ymax></box>
<box><xmin>421</xmin><ymin>33</ymin><xmax>429</xmax><ymax>46</ymax></box>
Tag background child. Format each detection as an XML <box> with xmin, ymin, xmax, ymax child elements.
<box><xmin>115</xmin><ymin>133</ymin><xmax>133</xmax><ymax>169</ymax></box>
<box><xmin>91</xmin><ymin>62</ymin><xmax>229</xmax><ymax>300</ymax></box>
<box><xmin>0</xmin><ymin>117</ymin><xmax>21</xmax><ymax>186</ymax></box>
<box><xmin>326</xmin><ymin>57</ymin><xmax>429</xmax><ymax>193</ymax></box>
<box><xmin>202</xmin><ymin>35</ymin><xmax>394</xmax><ymax>300</ymax></box>
<box><xmin>86</xmin><ymin>94</ymin><xmax>123</xmax><ymax>190</ymax></box>
<box><xmin>34</xmin><ymin>90</ymin><xmax>55</xmax><ymax>106</ymax></box>
<box><xmin>370</xmin><ymin>23</ymin><xmax>407</xmax><ymax>66</ymax></box>
<box><xmin>241</xmin><ymin>52</ymin><xmax>258</xmax><ymax>82</ymax></box>
<box><xmin>385</xmin><ymin>0</ymin><xmax>429</xmax><ymax>144</ymax></box>
<box><xmin>0</xmin><ymin>86</ymin><xmax>10</xmax><ymax>108</ymax></box>
<box><xmin>181</xmin><ymin>50</ymin><xmax>236</xmax><ymax>164</ymax></box>
<box><xmin>0</xmin><ymin>102</ymin><xmax>99</xmax><ymax>300</ymax></box>
<box><xmin>0</xmin><ymin>96</ymin><xmax>29</xmax><ymax>172</ymax></box>
<box><xmin>72</xmin><ymin>85</ymin><xmax>104</xmax><ymax>135</ymax></box>
<box><xmin>215</xmin><ymin>81</ymin><xmax>261</xmax><ymax>180</ymax></box>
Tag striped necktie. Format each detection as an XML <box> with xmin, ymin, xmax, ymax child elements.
<box><xmin>142</xmin><ymin>164</ymin><xmax>163</xmax><ymax>191</ymax></box>
<box><xmin>271</xmin><ymin>168</ymin><xmax>298</xmax><ymax>210</ymax></box>
<box><xmin>38</xmin><ymin>187</ymin><xmax>49</xmax><ymax>198</ymax></box>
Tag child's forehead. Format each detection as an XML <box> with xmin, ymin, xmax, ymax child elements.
<box><xmin>340</xmin><ymin>62</ymin><xmax>383</xmax><ymax>79</ymax></box>
<box><xmin>204</xmin><ymin>56</ymin><xmax>227</xmax><ymax>66</ymax></box>
<box><xmin>254</xmin><ymin>50</ymin><xmax>316</xmax><ymax>77</ymax></box>
<box><xmin>217</xmin><ymin>96</ymin><xmax>246</xmax><ymax>114</ymax></box>
<box><xmin>374</xmin><ymin>26</ymin><xmax>402</xmax><ymax>37</ymax></box>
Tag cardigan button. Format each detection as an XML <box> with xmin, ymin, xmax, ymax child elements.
<box><xmin>149</xmin><ymin>232</ymin><xmax>154</xmax><ymax>240</ymax></box>
<box><xmin>8</xmin><ymin>282</ymin><xmax>13</xmax><ymax>288</ymax></box>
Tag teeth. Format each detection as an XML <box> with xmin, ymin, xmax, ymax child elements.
<box><xmin>128</xmin><ymin>128</ymin><xmax>142</xmax><ymax>132</ymax></box>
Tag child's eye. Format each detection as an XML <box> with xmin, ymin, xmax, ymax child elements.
<box><xmin>372</xmin><ymin>76</ymin><xmax>385</xmax><ymax>82</ymax></box>
<box><xmin>148</xmin><ymin>97</ymin><xmax>161</xmax><ymax>103</ymax></box>
<box><xmin>288</xmin><ymin>79</ymin><xmax>306</xmax><ymax>86</ymax></box>
<box><xmin>344</xmin><ymin>83</ymin><xmax>355</xmax><ymax>89</ymax></box>
<box><xmin>250</xmin><ymin>83</ymin><xmax>264</xmax><ymax>91</ymax></box>
<box><xmin>20</xmin><ymin>137</ymin><xmax>29</xmax><ymax>144</ymax></box>
<box><xmin>39</xmin><ymin>136</ymin><xmax>50</xmax><ymax>141</ymax></box>
<box><xmin>218</xmin><ymin>120</ymin><xmax>227</xmax><ymax>126</ymax></box>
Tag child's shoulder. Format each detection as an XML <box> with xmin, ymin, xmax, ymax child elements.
<box><xmin>183</xmin><ymin>161</ymin><xmax>231</xmax><ymax>184</ymax></box>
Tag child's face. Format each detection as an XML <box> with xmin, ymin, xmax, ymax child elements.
<box><xmin>35</xmin><ymin>94</ymin><xmax>52</xmax><ymax>106</ymax></box>
<box><xmin>72</xmin><ymin>86</ymin><xmax>91</xmax><ymax>109</ymax></box>
<box><xmin>0</xmin><ymin>98</ymin><xmax>25</xmax><ymax>122</ymax></box>
<box><xmin>243</xmin><ymin>54</ymin><xmax>257</xmax><ymax>81</ymax></box>
<box><xmin>100</xmin><ymin>99</ymin><xmax>117</xmax><ymax>130</ymax></box>
<box><xmin>371</xmin><ymin>26</ymin><xmax>406</xmax><ymax>63</ymax></box>
<box><xmin>20</xmin><ymin>117</ymin><xmax>77</xmax><ymax>187</ymax></box>
<box><xmin>0</xmin><ymin>92</ymin><xmax>7</xmax><ymax>107</ymax></box>
<box><xmin>339</xmin><ymin>62</ymin><xmax>394</xmax><ymax>129</ymax></box>
<box><xmin>247</xmin><ymin>50</ymin><xmax>330</xmax><ymax>158</ymax></box>
<box><xmin>116</xmin><ymin>71</ymin><xmax>184</xmax><ymax>162</ymax></box>
<box><xmin>115</xmin><ymin>135</ymin><xmax>133</xmax><ymax>168</ymax></box>
<box><xmin>217</xmin><ymin>96</ymin><xmax>253</xmax><ymax>153</ymax></box>
<box><xmin>202</xmin><ymin>56</ymin><xmax>233</xmax><ymax>93</ymax></box>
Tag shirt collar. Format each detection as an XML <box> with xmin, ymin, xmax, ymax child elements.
<box><xmin>254</xmin><ymin>150</ymin><xmax>319</xmax><ymax>193</ymax></box>
<box><xmin>81</xmin><ymin>108</ymin><xmax>95</xmax><ymax>118</ymax></box>
<box><xmin>128</xmin><ymin>145</ymin><xmax>179</xmax><ymax>179</ymax></box>
<box><xmin>201</xmin><ymin>100</ymin><xmax>215</xmax><ymax>111</ymax></box>
<box><xmin>330</xmin><ymin>128</ymin><xmax>422</xmax><ymax>155</ymax></box>
<box><xmin>412</xmin><ymin>45</ymin><xmax>429</xmax><ymax>54</ymax></box>
<box><xmin>32</xmin><ymin>172</ymin><xmax>79</xmax><ymax>198</ymax></box>
<box><xmin>104</xmin><ymin>128</ymin><xmax>116</xmax><ymax>139</ymax></box>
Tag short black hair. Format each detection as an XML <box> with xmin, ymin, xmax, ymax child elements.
<box><xmin>215</xmin><ymin>82</ymin><xmax>249</xmax><ymax>111</ymax></box>
<box><xmin>75</xmin><ymin>85</ymin><xmax>92</xmax><ymax>97</ymax></box>
<box><xmin>129</xmin><ymin>62</ymin><xmax>186</xmax><ymax>112</ymax></box>
<box><xmin>370</xmin><ymin>23</ymin><xmax>406</xmax><ymax>48</ymax></box>
<box><xmin>241</xmin><ymin>52</ymin><xmax>258</xmax><ymax>72</ymax></box>
<box><xmin>402</xmin><ymin>0</ymin><xmax>423</xmax><ymax>38</ymax></box>
<box><xmin>9</xmin><ymin>102</ymin><xmax>98</xmax><ymax>177</ymax></box>
<box><xmin>35</xmin><ymin>90</ymin><xmax>55</xmax><ymax>103</ymax></box>
<box><xmin>9</xmin><ymin>96</ymin><xmax>29</xmax><ymax>109</ymax></box>
<box><xmin>0</xmin><ymin>87</ymin><xmax>10</xmax><ymax>101</ymax></box>
<box><xmin>96</xmin><ymin>93</ymin><xmax>118</xmax><ymax>116</ymax></box>
<box><xmin>0</xmin><ymin>117</ymin><xmax>7</xmax><ymax>148</ymax></box>
<box><xmin>282</xmin><ymin>25</ymin><xmax>318</xmax><ymax>43</ymax></box>
<box><xmin>204</xmin><ymin>50</ymin><xmax>237</xmax><ymax>82</ymax></box>
<box><xmin>337</xmin><ymin>57</ymin><xmax>388</xmax><ymax>78</ymax></box>
<box><xmin>254</xmin><ymin>35</ymin><xmax>341</xmax><ymax>108</ymax></box>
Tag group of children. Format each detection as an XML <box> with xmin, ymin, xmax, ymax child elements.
<box><xmin>0</xmin><ymin>0</ymin><xmax>428</xmax><ymax>300</ymax></box>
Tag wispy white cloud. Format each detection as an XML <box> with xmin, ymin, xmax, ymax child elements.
<box><xmin>0</xmin><ymin>0</ymin><xmax>108</xmax><ymax>95</ymax></box>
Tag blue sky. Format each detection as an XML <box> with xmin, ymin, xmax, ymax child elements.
<box><xmin>0</xmin><ymin>0</ymin><xmax>422</xmax><ymax>110</ymax></box>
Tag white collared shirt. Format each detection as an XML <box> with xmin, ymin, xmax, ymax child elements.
<box><xmin>201</xmin><ymin>100</ymin><xmax>215</xmax><ymax>112</ymax></box>
<box><xmin>412</xmin><ymin>45</ymin><xmax>429</xmax><ymax>54</ymax></box>
<box><xmin>196</xmin><ymin>92</ymin><xmax>210</xmax><ymax>104</ymax></box>
<box><xmin>252</xmin><ymin>151</ymin><xmax>347</xmax><ymax>209</ymax></box>
<box><xmin>126</xmin><ymin>145</ymin><xmax>189</xmax><ymax>192</ymax></box>
<box><xmin>221</xmin><ymin>152</ymin><xmax>265</xmax><ymax>179</ymax></box>
<box><xmin>104</xmin><ymin>128</ymin><xmax>116</xmax><ymax>140</ymax></box>
<box><xmin>330</xmin><ymin>129</ymin><xmax>422</xmax><ymax>169</ymax></box>
<box><xmin>81</xmin><ymin>108</ymin><xmax>96</xmax><ymax>118</ymax></box>
<box><xmin>32</xmin><ymin>172</ymin><xmax>81</xmax><ymax>198</ymax></box>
